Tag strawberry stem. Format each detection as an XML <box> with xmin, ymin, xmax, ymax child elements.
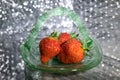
<box><xmin>70</xmin><ymin>32</ymin><xmax>79</xmax><ymax>38</ymax></box>
<box><xmin>83</xmin><ymin>45</ymin><xmax>93</xmax><ymax>57</ymax></box>
<box><xmin>50</xmin><ymin>30</ymin><xmax>58</xmax><ymax>38</ymax></box>
<box><xmin>83</xmin><ymin>46</ymin><xmax>92</xmax><ymax>52</ymax></box>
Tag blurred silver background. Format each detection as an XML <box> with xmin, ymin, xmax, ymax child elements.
<box><xmin>0</xmin><ymin>0</ymin><xmax>120</xmax><ymax>80</ymax></box>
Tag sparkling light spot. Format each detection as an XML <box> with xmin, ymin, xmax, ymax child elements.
<box><xmin>102</xmin><ymin>37</ymin><xmax>105</xmax><ymax>39</ymax></box>
<box><xmin>18</xmin><ymin>5</ymin><xmax>22</xmax><ymax>8</ymax></box>
<box><xmin>112</xmin><ymin>15</ymin><xmax>115</xmax><ymax>19</ymax></box>
<box><xmin>23</xmin><ymin>1</ymin><xmax>28</xmax><ymax>6</ymax></box>
<box><xmin>95</xmin><ymin>27</ymin><xmax>98</xmax><ymax>30</ymax></box>
<box><xmin>100</xmin><ymin>16</ymin><xmax>103</xmax><ymax>19</ymax></box>
<box><xmin>102</xmin><ymin>64</ymin><xmax>104</xmax><ymax>67</ymax></box>
<box><xmin>110</xmin><ymin>26</ymin><xmax>114</xmax><ymax>29</ymax></box>
<box><xmin>110</xmin><ymin>4</ymin><xmax>114</xmax><ymax>7</ymax></box>
<box><xmin>105</xmin><ymin>6</ymin><xmax>108</xmax><ymax>9</ymax></box>
<box><xmin>105</xmin><ymin>0</ymin><xmax>108</xmax><ymax>3</ymax></box>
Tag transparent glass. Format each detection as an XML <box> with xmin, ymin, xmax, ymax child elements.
<box><xmin>20</xmin><ymin>7</ymin><xmax>102</xmax><ymax>79</ymax></box>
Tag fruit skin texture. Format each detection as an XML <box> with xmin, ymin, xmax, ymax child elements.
<box><xmin>39</xmin><ymin>37</ymin><xmax>60</xmax><ymax>64</ymax></box>
<box><xmin>58</xmin><ymin>32</ymin><xmax>71</xmax><ymax>45</ymax></box>
<box><xmin>57</xmin><ymin>39</ymin><xmax>84</xmax><ymax>64</ymax></box>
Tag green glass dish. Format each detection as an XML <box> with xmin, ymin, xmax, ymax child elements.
<box><xmin>20</xmin><ymin>7</ymin><xmax>102</xmax><ymax>73</ymax></box>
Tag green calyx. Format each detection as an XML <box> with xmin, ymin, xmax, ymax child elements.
<box><xmin>49</xmin><ymin>30</ymin><xmax>58</xmax><ymax>38</ymax></box>
<box><xmin>82</xmin><ymin>39</ymin><xmax>93</xmax><ymax>56</ymax></box>
<box><xmin>83</xmin><ymin>46</ymin><xmax>92</xmax><ymax>52</ymax></box>
<box><xmin>70</xmin><ymin>32</ymin><xmax>79</xmax><ymax>38</ymax></box>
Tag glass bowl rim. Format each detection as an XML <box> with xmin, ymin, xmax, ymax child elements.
<box><xmin>20</xmin><ymin>7</ymin><xmax>102</xmax><ymax>73</ymax></box>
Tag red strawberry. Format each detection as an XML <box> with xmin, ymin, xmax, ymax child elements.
<box><xmin>58</xmin><ymin>32</ymin><xmax>79</xmax><ymax>45</ymax></box>
<box><xmin>39</xmin><ymin>32</ymin><xmax>60</xmax><ymax>64</ymax></box>
<box><xmin>58</xmin><ymin>32</ymin><xmax>71</xmax><ymax>45</ymax></box>
<box><xmin>57</xmin><ymin>39</ymin><xmax>84</xmax><ymax>64</ymax></box>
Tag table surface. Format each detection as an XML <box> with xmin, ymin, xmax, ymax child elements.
<box><xmin>0</xmin><ymin>0</ymin><xmax>120</xmax><ymax>80</ymax></box>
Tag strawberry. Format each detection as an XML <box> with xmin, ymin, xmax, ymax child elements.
<box><xmin>39</xmin><ymin>32</ymin><xmax>60</xmax><ymax>64</ymax></box>
<box><xmin>57</xmin><ymin>39</ymin><xmax>84</xmax><ymax>64</ymax></box>
<box><xmin>58</xmin><ymin>32</ymin><xmax>71</xmax><ymax>45</ymax></box>
<box><xmin>58</xmin><ymin>32</ymin><xmax>79</xmax><ymax>45</ymax></box>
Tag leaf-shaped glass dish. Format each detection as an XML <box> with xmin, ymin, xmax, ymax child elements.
<box><xmin>20</xmin><ymin>7</ymin><xmax>102</xmax><ymax>73</ymax></box>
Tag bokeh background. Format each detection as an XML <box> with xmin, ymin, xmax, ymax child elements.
<box><xmin>0</xmin><ymin>0</ymin><xmax>120</xmax><ymax>80</ymax></box>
